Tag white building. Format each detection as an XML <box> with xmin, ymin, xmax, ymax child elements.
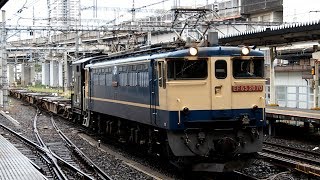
<box><xmin>48</xmin><ymin>0</ymin><xmax>80</xmax><ymax>26</ymax></box>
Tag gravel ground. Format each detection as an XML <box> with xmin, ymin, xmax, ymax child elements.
<box><xmin>265</xmin><ymin>136</ymin><xmax>320</xmax><ymax>153</ymax></box>
<box><xmin>0</xmin><ymin>97</ymin><xmax>173</xmax><ymax>180</ymax></box>
<box><xmin>2</xmin><ymin>97</ymin><xmax>320</xmax><ymax>179</ymax></box>
<box><xmin>239</xmin><ymin>159</ymin><xmax>284</xmax><ymax>179</ymax></box>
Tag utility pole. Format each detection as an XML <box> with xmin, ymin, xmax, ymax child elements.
<box><xmin>93</xmin><ymin>0</ymin><xmax>98</xmax><ymax>18</ymax></box>
<box><xmin>132</xmin><ymin>0</ymin><xmax>136</xmax><ymax>24</ymax></box>
<box><xmin>1</xmin><ymin>10</ymin><xmax>8</xmax><ymax>112</ymax></box>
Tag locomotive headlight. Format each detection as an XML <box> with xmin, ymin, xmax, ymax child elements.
<box><xmin>189</xmin><ymin>47</ymin><xmax>198</xmax><ymax>56</ymax></box>
<box><xmin>241</xmin><ymin>47</ymin><xmax>250</xmax><ymax>55</ymax></box>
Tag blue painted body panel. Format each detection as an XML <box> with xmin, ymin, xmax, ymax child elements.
<box><xmin>90</xmin><ymin>98</ymin><xmax>264</xmax><ymax>130</ymax></box>
<box><xmin>90</xmin><ymin>60</ymin><xmax>159</xmax><ymax>106</ymax></box>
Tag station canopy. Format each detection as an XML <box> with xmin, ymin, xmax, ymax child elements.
<box><xmin>0</xmin><ymin>0</ymin><xmax>8</xmax><ymax>9</ymax></box>
<box><xmin>218</xmin><ymin>21</ymin><xmax>320</xmax><ymax>47</ymax></box>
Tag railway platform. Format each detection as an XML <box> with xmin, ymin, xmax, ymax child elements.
<box><xmin>266</xmin><ymin>106</ymin><xmax>320</xmax><ymax>135</ymax></box>
<box><xmin>266</xmin><ymin>106</ymin><xmax>320</xmax><ymax>121</ymax></box>
<box><xmin>0</xmin><ymin>134</ymin><xmax>45</xmax><ymax>180</ymax></box>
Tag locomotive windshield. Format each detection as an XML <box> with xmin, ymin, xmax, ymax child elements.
<box><xmin>233</xmin><ymin>58</ymin><xmax>264</xmax><ymax>78</ymax></box>
<box><xmin>167</xmin><ymin>58</ymin><xmax>208</xmax><ymax>80</ymax></box>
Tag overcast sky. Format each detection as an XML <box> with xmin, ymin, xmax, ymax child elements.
<box><xmin>283</xmin><ymin>0</ymin><xmax>320</xmax><ymax>22</ymax></box>
<box><xmin>2</xmin><ymin>0</ymin><xmax>320</xmax><ymax>26</ymax></box>
<box><xmin>1</xmin><ymin>0</ymin><xmax>320</xmax><ymax>41</ymax></box>
<box><xmin>1</xmin><ymin>0</ymin><xmax>213</xmax><ymax>26</ymax></box>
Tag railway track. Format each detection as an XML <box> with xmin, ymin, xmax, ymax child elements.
<box><xmin>0</xmin><ymin>109</ymin><xmax>113</xmax><ymax>180</ymax></box>
<box><xmin>51</xmin><ymin>115</ymin><xmax>112</xmax><ymax>180</ymax></box>
<box><xmin>261</xmin><ymin>141</ymin><xmax>320</xmax><ymax>177</ymax></box>
<box><xmin>8</xmin><ymin>91</ymin><xmax>316</xmax><ymax>179</ymax></box>
<box><xmin>0</xmin><ymin>125</ymin><xmax>55</xmax><ymax>179</ymax></box>
<box><xmin>34</xmin><ymin>108</ymin><xmax>113</xmax><ymax>180</ymax></box>
<box><xmin>2</xmin><ymin>96</ymin><xmax>177</xmax><ymax>179</ymax></box>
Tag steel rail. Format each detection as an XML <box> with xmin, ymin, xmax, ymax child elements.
<box><xmin>264</xmin><ymin>141</ymin><xmax>320</xmax><ymax>157</ymax></box>
<box><xmin>33</xmin><ymin>109</ymin><xmax>68</xmax><ymax>180</ymax></box>
<box><xmin>262</xmin><ymin>148</ymin><xmax>320</xmax><ymax>166</ymax></box>
<box><xmin>34</xmin><ymin>110</ymin><xmax>96</xmax><ymax>180</ymax></box>
<box><xmin>51</xmin><ymin>116</ymin><xmax>113</xmax><ymax>180</ymax></box>
<box><xmin>0</xmin><ymin>123</ymin><xmax>64</xmax><ymax>179</ymax></box>
<box><xmin>260</xmin><ymin>142</ymin><xmax>320</xmax><ymax>177</ymax></box>
<box><xmin>259</xmin><ymin>151</ymin><xmax>320</xmax><ymax>177</ymax></box>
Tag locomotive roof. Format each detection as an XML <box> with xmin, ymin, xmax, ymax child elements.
<box><xmin>86</xmin><ymin>46</ymin><xmax>264</xmax><ymax>68</ymax></box>
<box><xmin>72</xmin><ymin>56</ymin><xmax>95</xmax><ymax>65</ymax></box>
<box><xmin>72</xmin><ymin>55</ymin><xmax>108</xmax><ymax>65</ymax></box>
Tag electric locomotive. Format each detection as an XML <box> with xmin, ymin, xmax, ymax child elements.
<box><xmin>71</xmin><ymin>41</ymin><xmax>265</xmax><ymax>172</ymax></box>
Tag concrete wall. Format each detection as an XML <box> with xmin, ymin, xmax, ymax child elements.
<box><xmin>58</xmin><ymin>61</ymin><xmax>63</xmax><ymax>87</ymax></box>
<box><xmin>275</xmin><ymin>71</ymin><xmax>311</xmax><ymax>108</ymax></box>
<box><xmin>42</xmin><ymin>62</ymin><xmax>50</xmax><ymax>86</ymax></box>
<box><xmin>275</xmin><ymin>71</ymin><xmax>308</xmax><ymax>86</ymax></box>
<box><xmin>21</xmin><ymin>63</ymin><xmax>30</xmax><ymax>86</ymax></box>
<box><xmin>7</xmin><ymin>64</ymin><xmax>15</xmax><ymax>86</ymax></box>
<box><xmin>50</xmin><ymin>61</ymin><xmax>59</xmax><ymax>87</ymax></box>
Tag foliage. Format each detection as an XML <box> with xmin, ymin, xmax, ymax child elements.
<box><xmin>27</xmin><ymin>85</ymin><xmax>71</xmax><ymax>98</ymax></box>
<box><xmin>34</xmin><ymin>63</ymin><xmax>42</xmax><ymax>72</ymax></box>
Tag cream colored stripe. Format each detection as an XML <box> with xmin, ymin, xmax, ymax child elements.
<box><xmin>90</xmin><ymin>97</ymin><xmax>163</xmax><ymax>109</ymax></box>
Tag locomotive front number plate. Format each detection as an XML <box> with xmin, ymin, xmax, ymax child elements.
<box><xmin>232</xmin><ymin>85</ymin><xmax>263</xmax><ymax>92</ymax></box>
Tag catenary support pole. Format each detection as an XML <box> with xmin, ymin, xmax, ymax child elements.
<box><xmin>1</xmin><ymin>10</ymin><xmax>8</xmax><ymax>112</ymax></box>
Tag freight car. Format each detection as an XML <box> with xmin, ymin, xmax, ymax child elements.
<box><xmin>71</xmin><ymin>40</ymin><xmax>265</xmax><ymax>172</ymax></box>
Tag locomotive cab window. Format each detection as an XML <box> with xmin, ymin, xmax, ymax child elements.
<box><xmin>233</xmin><ymin>58</ymin><xmax>264</xmax><ymax>78</ymax></box>
<box><xmin>167</xmin><ymin>58</ymin><xmax>207</xmax><ymax>80</ymax></box>
<box><xmin>215</xmin><ymin>60</ymin><xmax>227</xmax><ymax>79</ymax></box>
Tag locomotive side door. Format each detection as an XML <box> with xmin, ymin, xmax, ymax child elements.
<box><xmin>149</xmin><ymin>59</ymin><xmax>167</xmax><ymax>126</ymax></box>
<box><xmin>149</xmin><ymin>59</ymin><xmax>157</xmax><ymax>125</ymax></box>
<box><xmin>157</xmin><ymin>60</ymin><xmax>167</xmax><ymax>109</ymax></box>
<box><xmin>150</xmin><ymin>59</ymin><xmax>158</xmax><ymax>125</ymax></box>
<box><xmin>211</xmin><ymin>58</ymin><xmax>232</xmax><ymax>110</ymax></box>
<box><xmin>83</xmin><ymin>68</ymin><xmax>90</xmax><ymax>110</ymax></box>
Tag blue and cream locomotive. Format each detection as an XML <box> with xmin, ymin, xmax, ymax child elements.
<box><xmin>71</xmin><ymin>42</ymin><xmax>265</xmax><ymax>172</ymax></box>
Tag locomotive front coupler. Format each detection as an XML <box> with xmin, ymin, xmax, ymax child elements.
<box><xmin>250</xmin><ymin>127</ymin><xmax>259</xmax><ymax>138</ymax></box>
<box><xmin>243</xmin><ymin>127</ymin><xmax>260</xmax><ymax>141</ymax></box>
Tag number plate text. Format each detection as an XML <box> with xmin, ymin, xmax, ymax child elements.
<box><xmin>232</xmin><ymin>85</ymin><xmax>263</xmax><ymax>92</ymax></box>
